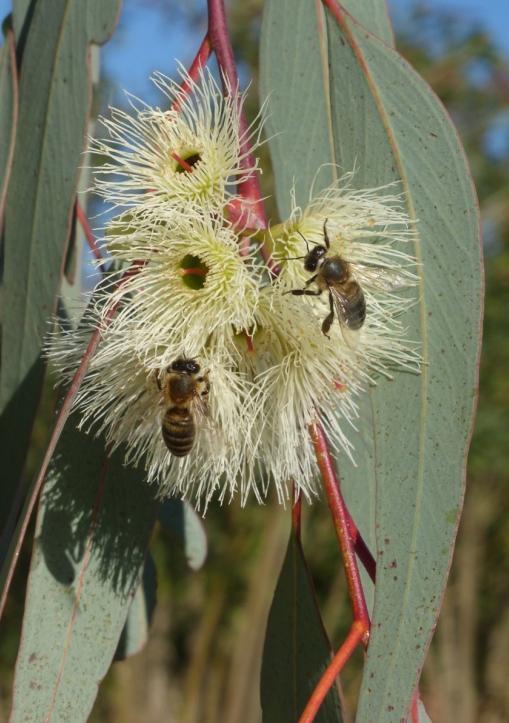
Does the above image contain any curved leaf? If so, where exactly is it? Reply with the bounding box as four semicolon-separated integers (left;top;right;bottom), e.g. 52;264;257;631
115;553;158;662
10;420;158;722
0;20;17;229
339;0;393;45
260;1;482;720
0;0;121;530
261;530;343;723
158;498;208;571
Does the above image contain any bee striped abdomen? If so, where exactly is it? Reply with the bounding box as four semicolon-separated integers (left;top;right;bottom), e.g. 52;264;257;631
162;406;196;457
342;280;366;330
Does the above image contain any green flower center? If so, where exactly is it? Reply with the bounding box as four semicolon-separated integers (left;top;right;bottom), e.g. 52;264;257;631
171;150;202;174
179;254;208;290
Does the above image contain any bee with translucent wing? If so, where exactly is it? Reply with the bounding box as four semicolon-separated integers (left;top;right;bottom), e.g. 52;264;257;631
286;220;366;343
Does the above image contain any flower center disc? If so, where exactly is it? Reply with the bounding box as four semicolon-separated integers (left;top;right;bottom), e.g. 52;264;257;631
179;254;208;290
172;150;202;174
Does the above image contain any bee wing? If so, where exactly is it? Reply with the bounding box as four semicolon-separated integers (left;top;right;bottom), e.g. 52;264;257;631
361;266;409;292
330;287;361;350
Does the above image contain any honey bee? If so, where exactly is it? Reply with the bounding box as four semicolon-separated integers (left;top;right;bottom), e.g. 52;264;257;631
157;358;210;457
287;220;366;340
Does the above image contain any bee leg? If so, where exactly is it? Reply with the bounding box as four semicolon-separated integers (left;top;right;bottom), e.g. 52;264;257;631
290;288;322;296
285;273;321;296
321;291;335;338
323;219;330;250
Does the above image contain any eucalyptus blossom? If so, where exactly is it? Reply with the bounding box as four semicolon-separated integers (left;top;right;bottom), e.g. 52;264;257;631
90;65;262;220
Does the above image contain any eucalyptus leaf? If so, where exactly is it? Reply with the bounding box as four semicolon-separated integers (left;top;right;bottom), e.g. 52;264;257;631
10;420;158;721
0;21;17;227
115;553;158;661
158;498;208;571
0;0;121;533
260;2;482;721
339;0;394;45
260;531;343;723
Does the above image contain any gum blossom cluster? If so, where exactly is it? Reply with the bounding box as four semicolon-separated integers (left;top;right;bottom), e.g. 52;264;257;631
50;68;419;509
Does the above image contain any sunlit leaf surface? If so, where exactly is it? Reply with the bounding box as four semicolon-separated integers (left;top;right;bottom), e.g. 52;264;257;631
11;422;157;722
260;1;482;720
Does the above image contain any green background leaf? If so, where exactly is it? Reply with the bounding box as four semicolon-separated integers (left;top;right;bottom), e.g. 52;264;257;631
260;1;482;720
10;420;158;722
260;531;343;722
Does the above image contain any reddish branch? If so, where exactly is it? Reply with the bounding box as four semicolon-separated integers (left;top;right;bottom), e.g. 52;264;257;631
299;622;365;723
75;201;102;262
207;0;280;278
173;34;212;110
310;422;370;634
300;421;372;720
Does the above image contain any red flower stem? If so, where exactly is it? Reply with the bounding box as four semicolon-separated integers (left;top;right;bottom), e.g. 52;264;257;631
75;201;102;262
347;512;376;584
207;0;270;234
411;689;419;722
171;34;212;113
309;421;370;638
183;34;212;87
298;622;364;723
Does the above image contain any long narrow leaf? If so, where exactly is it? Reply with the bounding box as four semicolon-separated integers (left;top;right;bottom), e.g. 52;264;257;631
261;530;343;722
0;0;121;533
260;2;482;720
0;21;18;228
10;421;158;721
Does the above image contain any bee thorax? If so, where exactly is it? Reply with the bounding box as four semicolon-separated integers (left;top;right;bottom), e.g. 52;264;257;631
321;257;348;283
168;374;196;403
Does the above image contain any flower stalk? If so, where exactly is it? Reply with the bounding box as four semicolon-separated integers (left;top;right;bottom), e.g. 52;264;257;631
207;0;268;233
310;421;371;636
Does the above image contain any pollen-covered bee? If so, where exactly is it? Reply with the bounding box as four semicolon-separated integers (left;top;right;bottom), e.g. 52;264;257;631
157;358;210;457
288;220;366;340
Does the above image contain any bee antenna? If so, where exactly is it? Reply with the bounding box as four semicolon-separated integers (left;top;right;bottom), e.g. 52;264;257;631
296;229;311;253
323;218;331;250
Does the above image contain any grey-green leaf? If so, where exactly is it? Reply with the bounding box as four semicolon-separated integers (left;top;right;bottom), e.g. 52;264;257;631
260;2;482;721
0;0;120;531
338;0;394;45
260;531;343;723
260;0;334;218
158;498;208;571
10;420;158;722
0;22;17;226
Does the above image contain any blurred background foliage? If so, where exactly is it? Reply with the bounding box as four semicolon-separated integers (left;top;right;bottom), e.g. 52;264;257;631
0;1;507;721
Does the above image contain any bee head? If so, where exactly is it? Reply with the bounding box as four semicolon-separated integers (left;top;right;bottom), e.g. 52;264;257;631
304;245;327;273
169;358;201;375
